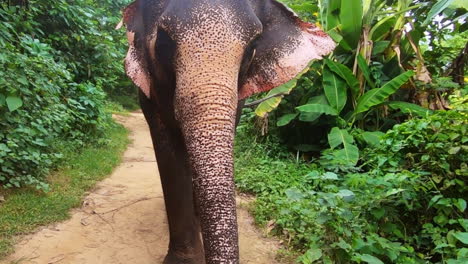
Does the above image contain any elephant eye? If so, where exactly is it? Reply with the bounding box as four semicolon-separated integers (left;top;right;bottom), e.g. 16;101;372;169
156;28;175;49
244;37;259;66
249;49;257;65
155;28;176;68
247;48;257;74
238;46;257;89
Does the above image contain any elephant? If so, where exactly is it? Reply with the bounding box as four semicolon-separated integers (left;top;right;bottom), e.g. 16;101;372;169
120;0;335;263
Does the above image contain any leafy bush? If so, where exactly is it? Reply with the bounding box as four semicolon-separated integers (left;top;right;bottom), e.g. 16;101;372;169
251;0;466;155
240;2;467;260
0;1;130;190
235;105;467;263
368;107;467;194
363;105;468;263
0;37;109;190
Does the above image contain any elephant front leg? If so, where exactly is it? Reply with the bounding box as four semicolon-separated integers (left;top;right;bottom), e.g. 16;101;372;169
157;148;206;264
140;94;205;264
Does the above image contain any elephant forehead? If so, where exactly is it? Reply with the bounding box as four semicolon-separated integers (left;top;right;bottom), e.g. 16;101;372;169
170;6;249;86
159;2;262;44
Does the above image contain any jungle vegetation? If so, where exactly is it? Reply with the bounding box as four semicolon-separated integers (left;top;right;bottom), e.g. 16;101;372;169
0;0;133;190
236;0;468;263
0;0;132;256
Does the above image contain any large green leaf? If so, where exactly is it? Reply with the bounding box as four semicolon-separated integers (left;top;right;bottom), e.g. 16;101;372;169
333;145;359;165
255;64;311;117
359;254;385;264
296;103;339;116
328;127;354;149
277;113;298;127
323;68;347;113
372;41;390;55
328;127;359;165
301;248;322;262
453;232;468;244
325;59;360;98
6;96;23;112
299;95;328;122
369;4;421;41
451;0;468;9
361;131;385;147
423;0;455;26
357;55;375;88
254;81;293;118
322;0;342;31
387;101;433;116
370;17;397;41
327;28;344;43
354;71;414;114
340;0;363;48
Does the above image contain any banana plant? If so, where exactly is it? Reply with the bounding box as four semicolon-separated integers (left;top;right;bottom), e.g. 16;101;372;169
292;60;417;124
322;127;360;166
250;0;451;157
256;0;426;120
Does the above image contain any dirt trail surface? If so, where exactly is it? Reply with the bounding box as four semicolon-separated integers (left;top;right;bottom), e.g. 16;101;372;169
2;113;280;264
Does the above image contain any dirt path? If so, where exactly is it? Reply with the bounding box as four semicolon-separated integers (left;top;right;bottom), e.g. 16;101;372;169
2;113;280;264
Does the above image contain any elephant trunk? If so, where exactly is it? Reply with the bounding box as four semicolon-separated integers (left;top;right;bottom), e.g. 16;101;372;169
175;73;240;263
171;19;248;261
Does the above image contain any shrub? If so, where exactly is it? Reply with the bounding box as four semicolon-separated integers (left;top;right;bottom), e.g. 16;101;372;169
0;39;110;189
0;1;129;190
235;105;468;263
364;105;468;263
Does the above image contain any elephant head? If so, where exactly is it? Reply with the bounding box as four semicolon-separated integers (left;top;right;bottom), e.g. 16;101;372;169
121;0;334;262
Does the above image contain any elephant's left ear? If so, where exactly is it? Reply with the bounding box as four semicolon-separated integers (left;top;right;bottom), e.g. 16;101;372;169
239;0;336;99
121;1;152;98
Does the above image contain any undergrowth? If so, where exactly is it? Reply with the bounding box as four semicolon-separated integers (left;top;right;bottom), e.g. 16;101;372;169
0;1;133;190
234;106;467;264
0;120;129;258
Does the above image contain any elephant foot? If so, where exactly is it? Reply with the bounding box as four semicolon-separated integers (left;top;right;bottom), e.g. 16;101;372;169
163;251;206;264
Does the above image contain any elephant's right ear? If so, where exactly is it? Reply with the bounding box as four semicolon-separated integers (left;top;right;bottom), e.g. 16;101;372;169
121;1;152;98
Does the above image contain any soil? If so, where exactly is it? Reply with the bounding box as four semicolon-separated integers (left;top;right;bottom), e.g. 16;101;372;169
1;113;281;264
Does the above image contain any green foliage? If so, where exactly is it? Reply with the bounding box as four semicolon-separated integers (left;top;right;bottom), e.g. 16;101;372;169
386;101;433;116
423;0;457;26
0;0;131;190
323;68;348;113
255;63;312;118
322;127;359;167
354;70;414;115
0;122;129;257
363;108;468;263
339;0;363;49
256;0;466;156
296;103;339;116
368;109;467;186
325;59;360;98
236;106;467;263
241;2;467;262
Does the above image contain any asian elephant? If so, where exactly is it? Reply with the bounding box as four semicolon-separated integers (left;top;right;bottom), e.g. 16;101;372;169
120;0;334;263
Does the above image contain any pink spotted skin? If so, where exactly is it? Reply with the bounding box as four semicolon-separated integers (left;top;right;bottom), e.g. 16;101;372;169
122;0;335;263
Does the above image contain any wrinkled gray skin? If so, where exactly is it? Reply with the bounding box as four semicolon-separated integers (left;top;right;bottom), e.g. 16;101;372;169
122;0;334;263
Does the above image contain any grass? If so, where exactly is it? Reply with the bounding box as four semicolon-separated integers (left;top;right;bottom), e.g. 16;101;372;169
107;94;140;112
234;125;312;263
0;120;129;259
234;124;313;199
